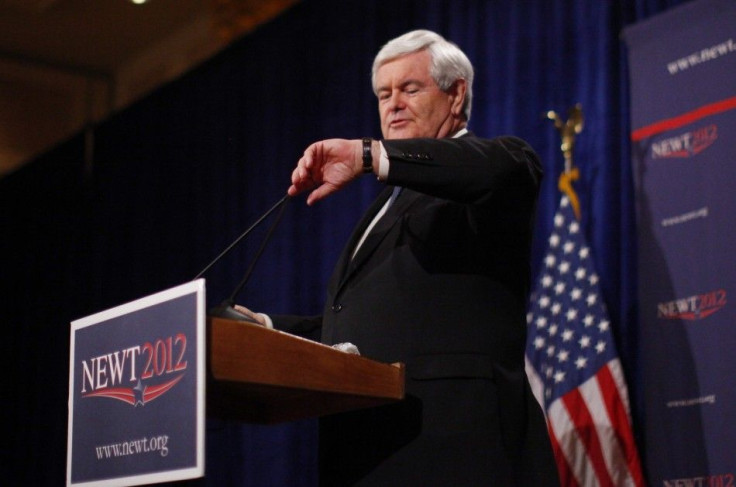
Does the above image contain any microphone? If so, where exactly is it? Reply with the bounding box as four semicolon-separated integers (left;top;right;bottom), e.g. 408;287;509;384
194;194;291;322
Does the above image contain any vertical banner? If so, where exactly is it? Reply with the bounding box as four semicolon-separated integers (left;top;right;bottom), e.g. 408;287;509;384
67;280;206;486
623;0;736;484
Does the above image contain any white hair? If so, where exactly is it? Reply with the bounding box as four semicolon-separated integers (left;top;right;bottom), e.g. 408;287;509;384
371;30;474;121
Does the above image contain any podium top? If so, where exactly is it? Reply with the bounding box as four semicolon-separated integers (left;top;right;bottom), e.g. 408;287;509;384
207;317;405;424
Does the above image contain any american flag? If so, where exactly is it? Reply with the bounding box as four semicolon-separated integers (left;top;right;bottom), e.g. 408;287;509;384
525;195;645;486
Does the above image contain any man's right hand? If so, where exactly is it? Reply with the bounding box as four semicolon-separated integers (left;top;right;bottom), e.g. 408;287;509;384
288;138;375;205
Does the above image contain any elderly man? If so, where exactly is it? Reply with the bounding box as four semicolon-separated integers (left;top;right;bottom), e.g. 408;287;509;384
239;30;559;486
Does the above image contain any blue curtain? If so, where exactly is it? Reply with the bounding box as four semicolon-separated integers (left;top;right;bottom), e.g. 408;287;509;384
0;0;691;484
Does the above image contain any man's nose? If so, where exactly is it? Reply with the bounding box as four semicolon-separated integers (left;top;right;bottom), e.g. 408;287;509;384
388;91;405;111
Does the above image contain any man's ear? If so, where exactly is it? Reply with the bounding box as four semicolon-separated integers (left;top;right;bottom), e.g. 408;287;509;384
449;79;467;118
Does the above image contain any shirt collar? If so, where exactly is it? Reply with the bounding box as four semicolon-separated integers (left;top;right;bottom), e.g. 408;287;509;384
451;128;469;138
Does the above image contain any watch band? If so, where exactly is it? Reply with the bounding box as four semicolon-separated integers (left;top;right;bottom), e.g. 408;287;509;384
362;138;373;173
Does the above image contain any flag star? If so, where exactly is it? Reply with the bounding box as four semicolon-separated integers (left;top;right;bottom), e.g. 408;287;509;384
563;241;575;254
583;314;595;327
562;329;574;342
545;366;554;378
554;282;566;295
554;370;566;383
598;320;610;333
546;345;556;357
554;214;564;227
561;196;570;207
566;308;578;321
539;296;550;308
589;273;599;285
558;261;571;274
579;246;590;259
526;312;533;324
570;288;582;301
542;274;554;288
579;335;591;348
533;336;545;349
548;324;558;336
575;268;587;280
596;341;607;353
551;302;562;315
569;221;579;234
575;356;588;369
557;349;569;362
586;293;598;306
535;316;547;329
549;234;560;247
545;255;557;268
545;388;552;399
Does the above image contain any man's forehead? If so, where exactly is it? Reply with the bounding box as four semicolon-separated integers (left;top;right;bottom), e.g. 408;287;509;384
375;51;433;87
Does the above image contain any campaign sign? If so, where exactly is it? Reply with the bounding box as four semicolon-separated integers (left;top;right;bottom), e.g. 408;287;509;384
67;279;206;486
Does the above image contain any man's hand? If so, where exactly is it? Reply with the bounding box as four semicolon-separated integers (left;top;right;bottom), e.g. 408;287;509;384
288;139;366;205
232;304;268;327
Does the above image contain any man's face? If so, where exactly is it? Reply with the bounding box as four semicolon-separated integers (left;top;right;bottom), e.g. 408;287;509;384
375;49;465;140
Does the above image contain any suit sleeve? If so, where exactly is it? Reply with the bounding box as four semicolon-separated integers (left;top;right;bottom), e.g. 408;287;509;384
382;135;542;205
270;314;323;341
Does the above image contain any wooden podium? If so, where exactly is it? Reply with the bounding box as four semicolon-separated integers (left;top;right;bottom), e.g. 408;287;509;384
207;317;405;424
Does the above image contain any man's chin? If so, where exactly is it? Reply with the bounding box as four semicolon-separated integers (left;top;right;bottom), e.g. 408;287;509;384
386;127;418;140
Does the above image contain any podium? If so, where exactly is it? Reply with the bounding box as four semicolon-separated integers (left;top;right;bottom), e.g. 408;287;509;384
207;317;406;424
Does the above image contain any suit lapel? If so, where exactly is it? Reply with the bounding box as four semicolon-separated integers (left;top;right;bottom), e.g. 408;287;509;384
338;187;416;290
331;188;393;285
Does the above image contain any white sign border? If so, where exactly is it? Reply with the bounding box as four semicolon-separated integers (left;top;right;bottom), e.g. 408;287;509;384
66;279;206;487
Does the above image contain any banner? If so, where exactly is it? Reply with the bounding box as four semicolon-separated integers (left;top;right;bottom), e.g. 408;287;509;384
67;280;206;486
623;0;736;484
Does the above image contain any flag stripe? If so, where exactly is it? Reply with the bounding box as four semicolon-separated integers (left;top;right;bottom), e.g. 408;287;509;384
548;399;597;486
562;388;616;486
580;368;636;486
606;358;632;417
597;363;645;486
547;417;580;487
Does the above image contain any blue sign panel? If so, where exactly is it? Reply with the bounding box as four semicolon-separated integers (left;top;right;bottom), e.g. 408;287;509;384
67;280;206;486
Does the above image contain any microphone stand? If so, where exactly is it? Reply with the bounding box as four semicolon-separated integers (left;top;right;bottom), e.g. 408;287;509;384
194;194;291;321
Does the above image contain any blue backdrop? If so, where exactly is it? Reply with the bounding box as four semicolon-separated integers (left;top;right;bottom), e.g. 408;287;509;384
0;0;692;484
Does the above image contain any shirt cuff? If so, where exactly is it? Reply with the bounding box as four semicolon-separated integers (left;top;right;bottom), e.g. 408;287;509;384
258;313;274;329
377;142;389;180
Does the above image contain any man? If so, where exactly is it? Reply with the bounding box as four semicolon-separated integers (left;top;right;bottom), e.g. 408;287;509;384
238;30;559;486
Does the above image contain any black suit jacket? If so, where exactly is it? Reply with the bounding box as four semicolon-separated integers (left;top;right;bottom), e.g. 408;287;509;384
276;134;559;486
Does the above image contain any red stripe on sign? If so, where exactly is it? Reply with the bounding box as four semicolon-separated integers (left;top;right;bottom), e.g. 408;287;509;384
562;388;616;486
597;365;646;487
631;96;736;141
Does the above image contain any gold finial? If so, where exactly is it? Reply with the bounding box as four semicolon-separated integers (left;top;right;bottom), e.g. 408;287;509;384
547;104;584;220
547;103;583;174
